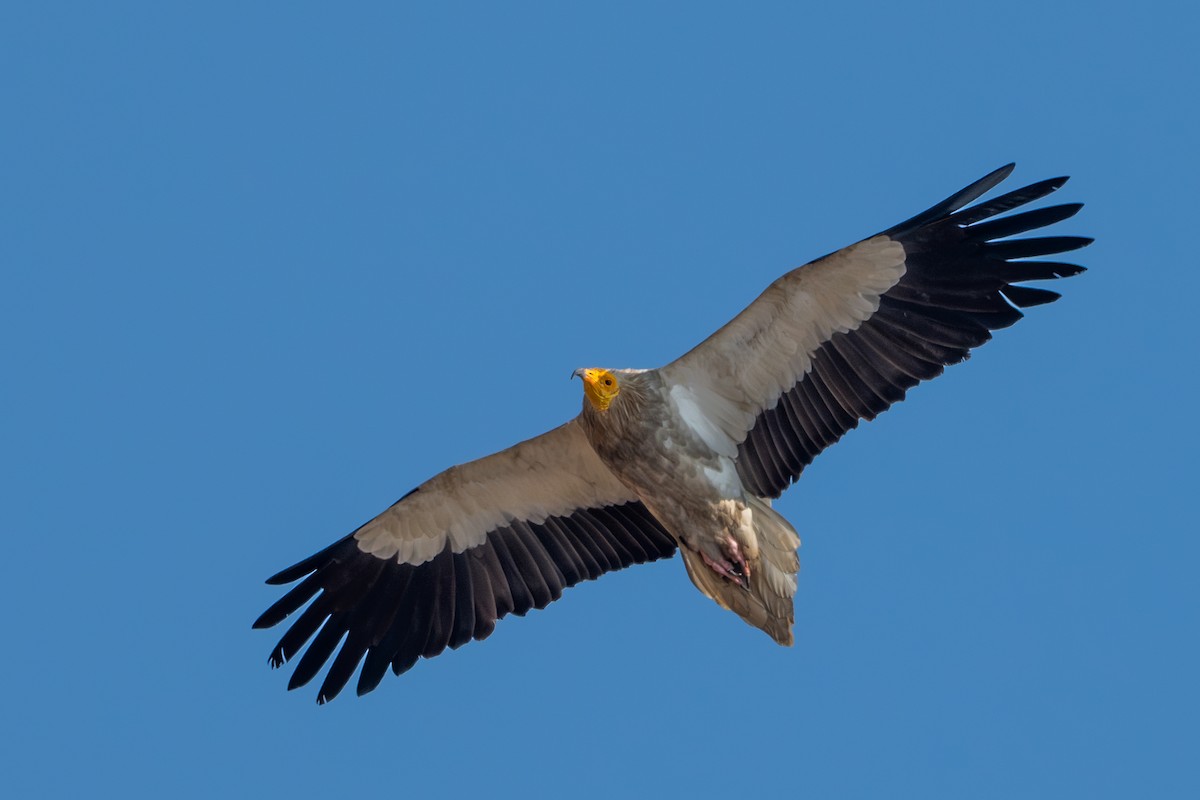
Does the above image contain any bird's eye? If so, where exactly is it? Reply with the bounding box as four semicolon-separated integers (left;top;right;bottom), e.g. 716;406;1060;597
603;377;613;387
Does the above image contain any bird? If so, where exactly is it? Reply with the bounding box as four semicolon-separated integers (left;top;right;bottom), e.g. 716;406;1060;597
254;164;1089;703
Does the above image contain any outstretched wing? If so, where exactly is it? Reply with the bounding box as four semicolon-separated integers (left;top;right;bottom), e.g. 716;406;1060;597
660;164;1089;498
254;419;676;703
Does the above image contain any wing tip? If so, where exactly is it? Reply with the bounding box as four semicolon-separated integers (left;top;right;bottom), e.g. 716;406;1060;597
881;162;1021;239
991;161;1017;181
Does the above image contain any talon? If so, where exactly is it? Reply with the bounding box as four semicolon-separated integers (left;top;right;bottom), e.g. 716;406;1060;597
701;549;750;590
725;540;750;582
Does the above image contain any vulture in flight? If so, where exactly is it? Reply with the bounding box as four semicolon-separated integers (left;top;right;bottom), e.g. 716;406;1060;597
255;164;1089;702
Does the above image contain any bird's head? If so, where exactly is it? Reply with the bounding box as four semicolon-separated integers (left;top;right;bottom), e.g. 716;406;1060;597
572;367;620;412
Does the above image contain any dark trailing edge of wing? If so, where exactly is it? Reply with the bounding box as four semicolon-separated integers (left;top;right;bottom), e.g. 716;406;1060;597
254;501;677;703
736;167;1091;498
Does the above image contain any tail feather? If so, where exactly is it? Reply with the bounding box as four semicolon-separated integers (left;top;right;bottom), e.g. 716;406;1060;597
679;496;800;644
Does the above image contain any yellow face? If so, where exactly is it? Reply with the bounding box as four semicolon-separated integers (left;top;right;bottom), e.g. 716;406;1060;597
577;368;620;411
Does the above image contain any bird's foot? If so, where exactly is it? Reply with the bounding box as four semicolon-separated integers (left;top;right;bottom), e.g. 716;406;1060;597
701;540;750;589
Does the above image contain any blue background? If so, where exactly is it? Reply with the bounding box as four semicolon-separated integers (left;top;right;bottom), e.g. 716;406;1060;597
3;3;1196;797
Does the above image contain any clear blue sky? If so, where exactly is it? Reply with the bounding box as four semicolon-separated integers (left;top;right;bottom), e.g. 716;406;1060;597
3;3;1196;798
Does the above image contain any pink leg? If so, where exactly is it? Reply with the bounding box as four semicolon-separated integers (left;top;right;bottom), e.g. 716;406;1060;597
701;540;751;588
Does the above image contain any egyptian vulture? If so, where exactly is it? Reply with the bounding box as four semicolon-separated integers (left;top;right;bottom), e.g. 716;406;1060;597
255;164;1088;702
